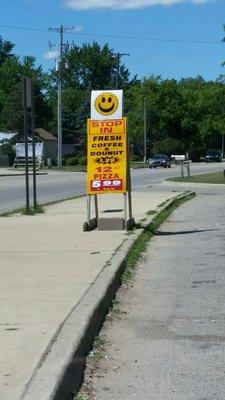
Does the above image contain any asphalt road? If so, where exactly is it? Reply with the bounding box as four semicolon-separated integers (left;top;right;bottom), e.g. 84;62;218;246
80;187;225;399
0;162;224;213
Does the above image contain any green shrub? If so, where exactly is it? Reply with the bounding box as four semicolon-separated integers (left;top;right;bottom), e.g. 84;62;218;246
66;157;79;166
130;154;142;162
79;156;87;165
1;142;15;166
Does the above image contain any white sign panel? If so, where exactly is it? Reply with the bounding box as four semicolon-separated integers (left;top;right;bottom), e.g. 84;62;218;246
16;143;43;159
91;90;123;120
171;154;186;161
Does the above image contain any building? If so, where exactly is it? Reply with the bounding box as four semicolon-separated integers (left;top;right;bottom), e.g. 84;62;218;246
35;129;57;164
0;129;58;167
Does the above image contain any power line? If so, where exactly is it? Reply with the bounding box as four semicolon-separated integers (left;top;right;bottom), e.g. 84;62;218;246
70;31;223;45
0;24;48;32
0;24;223;45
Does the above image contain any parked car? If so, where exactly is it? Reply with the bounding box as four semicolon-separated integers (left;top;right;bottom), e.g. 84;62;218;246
205;150;221;163
147;154;171;168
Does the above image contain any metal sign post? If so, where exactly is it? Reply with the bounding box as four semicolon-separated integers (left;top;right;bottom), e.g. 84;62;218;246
31;80;37;209
22;76;37;211
22;77;30;213
181;160;191;178
126;144;134;230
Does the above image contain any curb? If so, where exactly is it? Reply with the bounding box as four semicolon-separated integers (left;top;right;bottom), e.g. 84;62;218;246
163;180;225;188
20;191;194;400
0;172;48;177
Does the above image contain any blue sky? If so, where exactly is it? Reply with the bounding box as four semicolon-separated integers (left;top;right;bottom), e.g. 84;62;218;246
0;0;225;81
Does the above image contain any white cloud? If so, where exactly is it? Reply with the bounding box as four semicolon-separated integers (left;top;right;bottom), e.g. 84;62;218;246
73;25;82;32
63;0;212;10
43;50;59;60
149;52;167;59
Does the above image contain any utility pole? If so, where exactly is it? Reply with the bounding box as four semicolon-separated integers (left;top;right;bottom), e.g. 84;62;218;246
48;25;74;167
222;134;224;158
115;52;130;90
143;98;147;164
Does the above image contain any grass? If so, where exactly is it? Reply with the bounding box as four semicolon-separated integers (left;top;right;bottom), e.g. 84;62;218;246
93;336;105;349
158;199;170;207
89;335;107;363
167;171;225;184
74;395;86;400
146;210;156;215
43;165;87;173
0;209;20;217
20;203;45;215
0;204;45;217
122;192;195;283
130;161;148;169
41;162;148;173
74;334;107;399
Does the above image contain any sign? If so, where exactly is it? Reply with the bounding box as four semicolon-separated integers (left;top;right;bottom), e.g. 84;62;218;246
16;142;43;158
91;90;123;120
87;118;127;194
171;154;186;161
22;76;33;108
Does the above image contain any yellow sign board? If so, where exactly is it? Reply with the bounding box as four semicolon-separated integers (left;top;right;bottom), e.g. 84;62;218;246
87;118;127;194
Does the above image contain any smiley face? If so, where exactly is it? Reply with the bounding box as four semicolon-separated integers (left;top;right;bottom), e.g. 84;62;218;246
94;92;119;116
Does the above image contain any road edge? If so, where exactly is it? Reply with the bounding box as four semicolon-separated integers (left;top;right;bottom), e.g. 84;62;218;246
20;191;195;400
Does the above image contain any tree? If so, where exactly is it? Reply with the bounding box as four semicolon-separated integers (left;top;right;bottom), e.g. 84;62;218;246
124;74;225;159
47;42;132;151
63;42;130;91
0;42;51;132
0;37;14;67
152;137;185;155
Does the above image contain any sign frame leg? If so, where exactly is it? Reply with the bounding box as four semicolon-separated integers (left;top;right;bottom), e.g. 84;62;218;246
83;194;98;231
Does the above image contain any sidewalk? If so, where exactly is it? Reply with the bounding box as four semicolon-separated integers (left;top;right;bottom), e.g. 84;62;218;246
0;190;184;400
0;167;47;177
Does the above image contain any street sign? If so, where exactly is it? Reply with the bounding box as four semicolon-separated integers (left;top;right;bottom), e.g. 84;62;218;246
22;77;32;108
91;90;123;120
22;76;37;212
87;118;127;194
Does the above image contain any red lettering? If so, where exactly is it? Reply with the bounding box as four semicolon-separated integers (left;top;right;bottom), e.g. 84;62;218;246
103;166;112;172
91;121;99;127
115;120;122;126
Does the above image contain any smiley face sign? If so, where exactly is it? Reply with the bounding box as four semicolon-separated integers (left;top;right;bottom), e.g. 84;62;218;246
94;92;119;116
91;90;123;120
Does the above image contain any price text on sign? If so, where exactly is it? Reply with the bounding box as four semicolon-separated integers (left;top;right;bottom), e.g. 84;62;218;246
87;118;127;194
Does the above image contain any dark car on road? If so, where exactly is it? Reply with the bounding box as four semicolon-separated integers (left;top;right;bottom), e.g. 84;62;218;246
205;151;221;163
148;154;171;168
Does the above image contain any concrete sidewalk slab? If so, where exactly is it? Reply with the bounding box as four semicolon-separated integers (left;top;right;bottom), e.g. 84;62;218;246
0;190;184;400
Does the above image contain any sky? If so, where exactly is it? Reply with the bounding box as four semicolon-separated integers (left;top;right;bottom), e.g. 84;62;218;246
0;0;225;82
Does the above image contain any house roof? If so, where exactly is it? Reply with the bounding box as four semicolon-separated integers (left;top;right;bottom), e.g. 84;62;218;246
35;128;57;141
0;132;17;141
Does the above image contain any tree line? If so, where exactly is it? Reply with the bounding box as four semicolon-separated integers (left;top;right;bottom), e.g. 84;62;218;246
0;35;224;162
